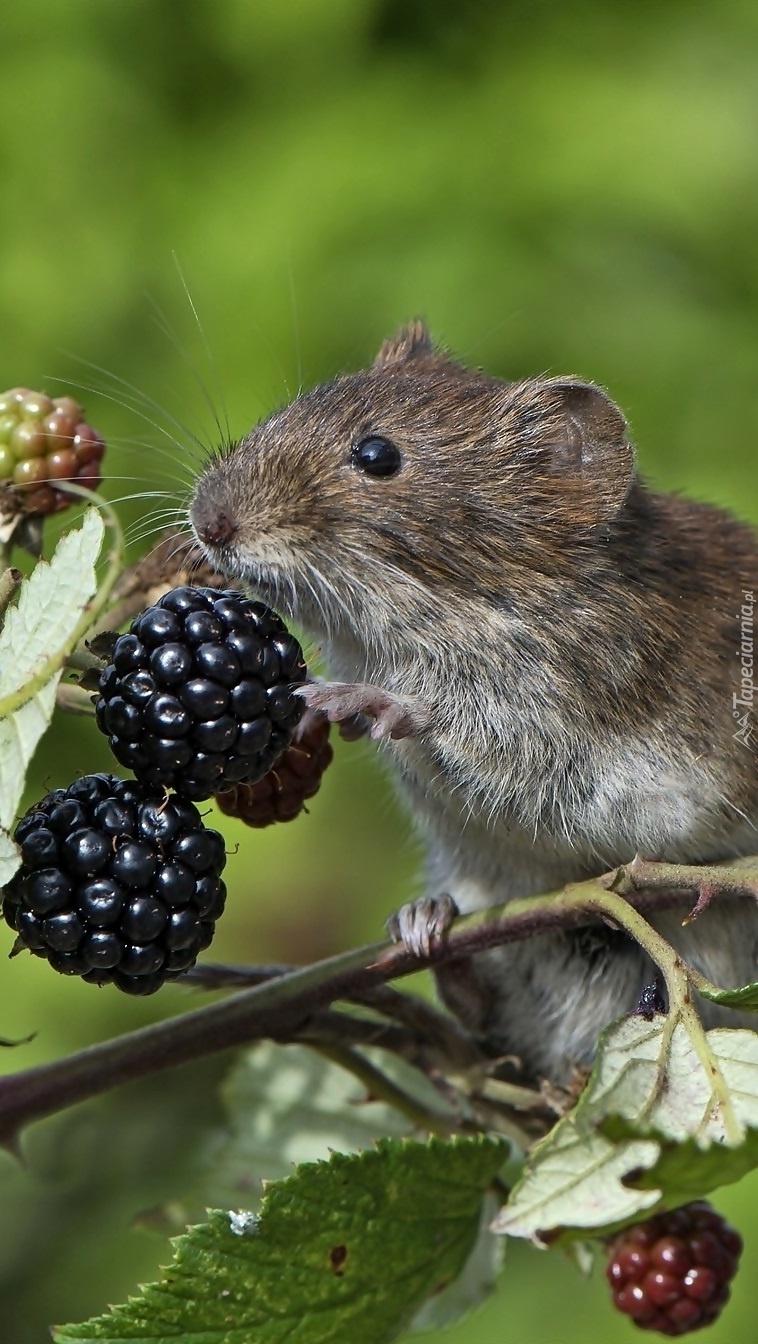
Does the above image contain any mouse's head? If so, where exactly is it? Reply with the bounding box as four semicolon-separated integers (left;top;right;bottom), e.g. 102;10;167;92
190;323;636;647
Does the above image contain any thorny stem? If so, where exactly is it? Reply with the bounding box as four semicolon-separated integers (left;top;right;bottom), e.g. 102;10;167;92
609;855;758;902
185;961;485;1069
1;860;756;1150
581;884;745;1144
0;491;124;721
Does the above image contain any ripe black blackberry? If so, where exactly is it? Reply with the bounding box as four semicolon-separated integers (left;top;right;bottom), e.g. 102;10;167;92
2;775;227;995
215;713;333;827
95;587;307;801
606;1200;743;1335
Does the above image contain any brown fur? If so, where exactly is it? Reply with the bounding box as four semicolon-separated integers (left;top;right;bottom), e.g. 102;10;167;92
191;325;758;1081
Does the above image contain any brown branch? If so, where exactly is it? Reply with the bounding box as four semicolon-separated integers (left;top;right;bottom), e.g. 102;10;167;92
1;859;755;1150
185;962;484;1068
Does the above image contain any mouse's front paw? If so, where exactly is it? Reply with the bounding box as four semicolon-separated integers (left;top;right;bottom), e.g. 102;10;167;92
297;681;428;740
387;893;459;959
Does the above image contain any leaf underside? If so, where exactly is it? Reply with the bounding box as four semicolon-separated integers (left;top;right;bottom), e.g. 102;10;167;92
494;1016;758;1244
0;509;104;883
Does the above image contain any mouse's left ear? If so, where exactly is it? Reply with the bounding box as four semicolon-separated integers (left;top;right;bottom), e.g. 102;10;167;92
540;378;636;523
373;321;434;369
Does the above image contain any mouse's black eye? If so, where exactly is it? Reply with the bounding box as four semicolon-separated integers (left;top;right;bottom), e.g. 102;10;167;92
352;435;402;478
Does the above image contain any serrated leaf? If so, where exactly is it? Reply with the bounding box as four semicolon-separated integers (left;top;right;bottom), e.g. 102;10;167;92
493;1109;661;1243
183;1048;497;1337
580;1017;758;1139
205;1042;448;1207
493;1017;758;1244
0;677;60;831
699;980;758;1011
0;508;104;830
54;1135;506;1344
605;1125;758;1206
408;1193;505;1334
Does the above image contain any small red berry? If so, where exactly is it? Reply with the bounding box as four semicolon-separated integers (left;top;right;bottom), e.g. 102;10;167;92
606;1201;742;1335
215;711;332;827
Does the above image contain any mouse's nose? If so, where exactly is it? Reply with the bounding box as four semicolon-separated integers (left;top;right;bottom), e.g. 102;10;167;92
191;499;239;548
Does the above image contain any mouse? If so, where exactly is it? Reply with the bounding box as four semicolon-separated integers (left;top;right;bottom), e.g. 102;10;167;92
189;321;758;1083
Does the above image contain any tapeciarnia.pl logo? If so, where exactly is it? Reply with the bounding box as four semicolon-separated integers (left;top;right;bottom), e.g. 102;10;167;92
733;589;755;748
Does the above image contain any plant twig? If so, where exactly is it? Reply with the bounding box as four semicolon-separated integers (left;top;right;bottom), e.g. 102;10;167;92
185;962;484;1069
607;856;758;904
55;683;98;716
2;860;757;1149
311;1043;461;1137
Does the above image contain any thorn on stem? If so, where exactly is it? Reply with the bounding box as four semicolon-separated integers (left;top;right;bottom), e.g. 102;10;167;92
683;882;718;925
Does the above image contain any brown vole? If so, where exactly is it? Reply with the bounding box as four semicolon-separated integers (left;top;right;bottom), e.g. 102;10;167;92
190;323;758;1082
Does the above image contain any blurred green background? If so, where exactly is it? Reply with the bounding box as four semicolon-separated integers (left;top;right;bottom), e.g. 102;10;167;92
1;1;758;1340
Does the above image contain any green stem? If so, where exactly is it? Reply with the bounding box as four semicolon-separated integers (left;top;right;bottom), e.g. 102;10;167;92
0;489;123;721
55;683;98;716
579;884;744;1144
609;856;758;901
312;1043;460;1137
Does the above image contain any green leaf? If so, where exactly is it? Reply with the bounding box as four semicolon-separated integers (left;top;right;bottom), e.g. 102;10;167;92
0;508;104;833
699;980;758;1011
492;1109;661;1244
407;1193;505;1334
54;1135;506;1344
179;1047;500;1336
580;1017;758;1139
208;1042;425;1204
493;1016;758;1245
606;1126;758;1206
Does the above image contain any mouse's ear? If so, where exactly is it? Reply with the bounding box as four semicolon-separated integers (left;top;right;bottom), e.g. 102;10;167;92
373;321;434;368
538;378;636;523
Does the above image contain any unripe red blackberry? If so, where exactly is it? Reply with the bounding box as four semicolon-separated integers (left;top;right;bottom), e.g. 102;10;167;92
216;713;333;827
0;388;105;515
95;587;307;801
2;775;227;994
606;1201;743;1335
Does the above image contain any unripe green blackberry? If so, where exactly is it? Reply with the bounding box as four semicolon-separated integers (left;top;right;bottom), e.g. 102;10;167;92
606;1201;743;1335
96;587;307;801
2;775;226;994
216;714;332;827
0;388;105;515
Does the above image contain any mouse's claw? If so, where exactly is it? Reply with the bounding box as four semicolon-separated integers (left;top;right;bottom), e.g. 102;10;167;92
387;892;459;959
297;680;428;740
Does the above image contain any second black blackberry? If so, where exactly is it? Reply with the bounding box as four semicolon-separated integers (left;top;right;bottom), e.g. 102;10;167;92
3;774;227;995
95;587;307;801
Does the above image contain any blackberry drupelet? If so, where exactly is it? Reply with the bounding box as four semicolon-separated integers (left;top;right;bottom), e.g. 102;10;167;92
216;713;333;827
95;587;307;801
0;388;105;515
606;1200;743;1335
2;774;227;994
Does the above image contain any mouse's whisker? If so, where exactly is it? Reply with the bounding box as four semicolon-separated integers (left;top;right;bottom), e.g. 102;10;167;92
145;277;233;457
99;434;200;485
54;360;209;466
